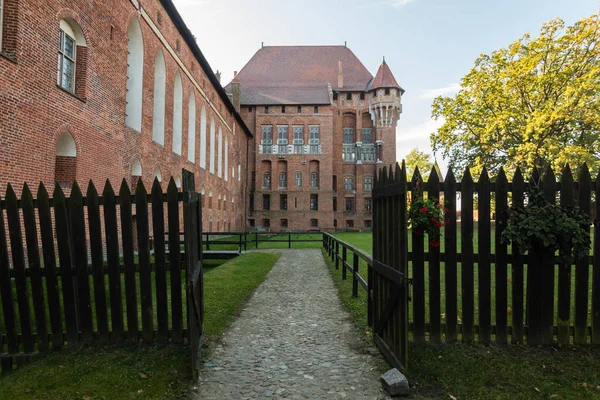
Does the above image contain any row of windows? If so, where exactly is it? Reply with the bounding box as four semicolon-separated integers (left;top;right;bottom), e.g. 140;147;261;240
248;219;372;229
262;172;319;189
9;13;238;181
258;106;320;114
261;125;321;155
331;88;399;101
340;176;373;191
343;128;372;144
260;194;320;211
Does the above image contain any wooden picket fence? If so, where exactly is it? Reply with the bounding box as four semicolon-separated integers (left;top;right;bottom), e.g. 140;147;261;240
0;177;194;372
325;163;600;348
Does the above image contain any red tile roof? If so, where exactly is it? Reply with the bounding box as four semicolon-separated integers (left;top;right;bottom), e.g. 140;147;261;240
226;46;375;105
370;58;404;92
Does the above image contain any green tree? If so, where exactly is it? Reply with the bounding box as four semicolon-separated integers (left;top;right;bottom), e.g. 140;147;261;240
431;14;600;176
405;148;434;179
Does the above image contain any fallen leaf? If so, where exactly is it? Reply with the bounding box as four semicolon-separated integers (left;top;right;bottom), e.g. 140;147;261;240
449;395;457;400
139;372;148;379
137;389;143;395
535;387;541;393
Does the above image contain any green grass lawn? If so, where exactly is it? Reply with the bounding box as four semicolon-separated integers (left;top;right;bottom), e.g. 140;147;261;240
326;232;600;399
0;252;280;399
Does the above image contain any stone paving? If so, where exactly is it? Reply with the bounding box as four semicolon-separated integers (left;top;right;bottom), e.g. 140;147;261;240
195;249;390;400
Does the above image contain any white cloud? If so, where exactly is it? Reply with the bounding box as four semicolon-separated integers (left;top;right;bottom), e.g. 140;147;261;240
396;118;449;175
419;83;461;99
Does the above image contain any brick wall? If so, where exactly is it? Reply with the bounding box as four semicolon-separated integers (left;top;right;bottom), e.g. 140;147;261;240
0;0;250;232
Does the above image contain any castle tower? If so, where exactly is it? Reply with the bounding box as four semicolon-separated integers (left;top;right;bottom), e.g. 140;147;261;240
368;57;404;164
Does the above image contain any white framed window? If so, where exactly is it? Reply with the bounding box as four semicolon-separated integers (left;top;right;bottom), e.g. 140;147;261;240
125;18;144;131
263;172;270;188
309;125;320;154
293;126;304;154
172;73;183;155
277;125;288;154
224;137;229;181
58;25;77;93
261;125;273;154
295;172;302;187
187;92;196;163
218;127;223;178
199;105;207;168
364;177;373;191
209;117;215;174
362;128;372;144
152;50;166;144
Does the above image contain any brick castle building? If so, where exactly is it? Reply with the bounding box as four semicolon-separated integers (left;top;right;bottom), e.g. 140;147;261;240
0;0;252;232
226;46;403;231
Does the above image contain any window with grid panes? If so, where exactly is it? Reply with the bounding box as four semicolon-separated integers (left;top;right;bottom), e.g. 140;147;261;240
58;28;76;93
309;126;320;154
362;128;372;144
281;219;288;228
277;126;288;154
263;172;270;188
293;126;304;154
262;194;270;211
344;177;354;190
310;194;318;210
261;125;272;154
279;172;286;188
345;198;354;212
311;172;318;188
365;198;372;211
343;128;354;144
295;172;302;187
364;177;373;191
311;219;318;227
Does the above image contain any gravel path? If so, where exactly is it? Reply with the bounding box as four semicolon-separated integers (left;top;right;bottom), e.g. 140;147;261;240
195;249;389;400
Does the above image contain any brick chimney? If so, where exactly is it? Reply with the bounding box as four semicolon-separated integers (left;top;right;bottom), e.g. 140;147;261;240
215;70;221;83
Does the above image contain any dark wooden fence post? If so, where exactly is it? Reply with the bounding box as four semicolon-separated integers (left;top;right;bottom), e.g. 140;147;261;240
288;232;292;249
411;167;426;343
461;168;475;342
478;168;491;344
444;168;458;342
342;246;347;280
119;179;138;342
593;170;600;345
335;242;339;269
352;253;359;298
511;168;525;344
428;166;442;344
495;169;508;344
575;164;591;344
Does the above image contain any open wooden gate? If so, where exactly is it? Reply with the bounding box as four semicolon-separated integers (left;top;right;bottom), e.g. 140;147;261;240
371;162;409;370
182;169;204;380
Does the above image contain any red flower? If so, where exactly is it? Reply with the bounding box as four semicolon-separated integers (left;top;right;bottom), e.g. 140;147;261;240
420;207;429;213
431;217;437;222
436;203;442;208
436;221;443;229
429;240;440;247
444;207;449;212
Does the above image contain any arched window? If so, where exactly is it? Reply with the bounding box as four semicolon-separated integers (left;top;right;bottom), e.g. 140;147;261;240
218;127;223;178
209;117;215;174
152;50;166;145
172;72;183;155
58;19;87;98
55;132;77;186
125;18;144;131
131;158;142;188
132;158;142;176
154;167;162;182
187;92;196;163
224;137;229;181
199;105;207;169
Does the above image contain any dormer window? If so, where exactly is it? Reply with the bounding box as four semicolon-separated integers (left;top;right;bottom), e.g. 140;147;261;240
385;88;390;95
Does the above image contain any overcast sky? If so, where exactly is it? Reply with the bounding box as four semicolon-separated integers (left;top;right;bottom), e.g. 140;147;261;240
172;0;598;172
